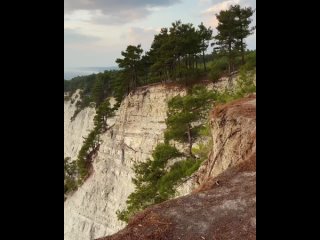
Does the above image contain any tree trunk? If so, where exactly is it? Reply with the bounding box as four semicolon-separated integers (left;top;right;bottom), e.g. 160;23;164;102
228;42;232;75
187;124;193;157
241;38;245;65
178;56;181;79
202;43;206;71
196;56;198;69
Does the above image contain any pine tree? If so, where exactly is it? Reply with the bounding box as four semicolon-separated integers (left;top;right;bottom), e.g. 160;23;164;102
231;5;255;64
165;86;215;157
214;8;238;74
116;45;143;93
94;98;114;133
198;22;213;71
91;78;105;107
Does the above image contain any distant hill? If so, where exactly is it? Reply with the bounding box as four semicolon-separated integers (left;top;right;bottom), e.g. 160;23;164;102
64;66;118;80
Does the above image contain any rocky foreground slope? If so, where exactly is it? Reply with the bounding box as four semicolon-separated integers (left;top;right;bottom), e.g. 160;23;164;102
96;95;256;240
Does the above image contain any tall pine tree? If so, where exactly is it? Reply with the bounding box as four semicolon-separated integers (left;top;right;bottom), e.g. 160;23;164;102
198;22;213;71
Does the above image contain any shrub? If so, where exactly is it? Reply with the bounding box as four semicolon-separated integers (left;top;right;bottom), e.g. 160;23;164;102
64;157;78;195
116;144;204;223
209;56;228;82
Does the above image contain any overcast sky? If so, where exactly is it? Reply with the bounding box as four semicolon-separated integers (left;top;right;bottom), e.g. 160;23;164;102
64;0;256;69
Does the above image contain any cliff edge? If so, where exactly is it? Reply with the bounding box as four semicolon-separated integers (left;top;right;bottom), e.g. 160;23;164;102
96;94;256;240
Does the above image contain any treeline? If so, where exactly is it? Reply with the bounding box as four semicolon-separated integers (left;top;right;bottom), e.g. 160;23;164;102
64;4;255;107
115;4;255;92
64;70;124;120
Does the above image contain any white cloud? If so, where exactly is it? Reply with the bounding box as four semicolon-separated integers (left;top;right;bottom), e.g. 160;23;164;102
203;0;240;15
121;27;158;50
64;0;181;24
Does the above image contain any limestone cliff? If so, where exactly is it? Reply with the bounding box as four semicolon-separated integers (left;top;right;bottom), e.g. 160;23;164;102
64;85;185;240
64;90;96;160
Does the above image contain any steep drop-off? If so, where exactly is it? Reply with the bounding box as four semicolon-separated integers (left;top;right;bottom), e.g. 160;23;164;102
64;85;185;240
64;91;96;160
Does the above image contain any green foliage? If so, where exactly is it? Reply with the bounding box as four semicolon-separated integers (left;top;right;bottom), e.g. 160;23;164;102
241;50;256;71
70;91;92;121
158;158;203;199
64;74;97;96
65;14;255;98
74;98;115;186
233;68;256;98
214;4;255;73
198;22;213;71
117;144;181;222
209;56;229;82
192;142;211;160
64;157;78;195
116;45;144;93
116;143;203;223
91;78;105;107
211;68;256;104
165;85;215;156
94;98;114;133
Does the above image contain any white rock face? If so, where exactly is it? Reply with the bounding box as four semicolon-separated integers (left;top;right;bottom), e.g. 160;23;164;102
64;91;96;160
64;85;185;240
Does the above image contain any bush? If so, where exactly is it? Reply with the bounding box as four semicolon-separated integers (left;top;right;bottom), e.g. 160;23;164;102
208;56;228;82
158;158;203;199
211;67;256;104
117;143;204;223
242;51;256;71
64;157;78;195
210;70;222;83
233;68;256;98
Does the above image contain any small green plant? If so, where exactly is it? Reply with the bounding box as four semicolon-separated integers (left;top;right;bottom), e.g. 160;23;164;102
64;157;78;195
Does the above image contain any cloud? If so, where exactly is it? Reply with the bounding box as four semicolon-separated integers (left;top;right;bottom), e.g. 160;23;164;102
203;0;240;15
64;28;101;44
120;27;158;50
64;0;181;24
201;0;255;28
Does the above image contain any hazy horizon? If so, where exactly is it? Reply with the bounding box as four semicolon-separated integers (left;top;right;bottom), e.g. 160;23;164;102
64;66;118;80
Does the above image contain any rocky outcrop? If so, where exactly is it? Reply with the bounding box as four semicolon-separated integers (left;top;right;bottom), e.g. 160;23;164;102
176;94;256;195
64;91;96;160
197;94;256;185
96;95;256;240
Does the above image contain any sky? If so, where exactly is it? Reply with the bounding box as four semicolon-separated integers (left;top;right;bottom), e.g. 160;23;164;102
64;0;256;69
